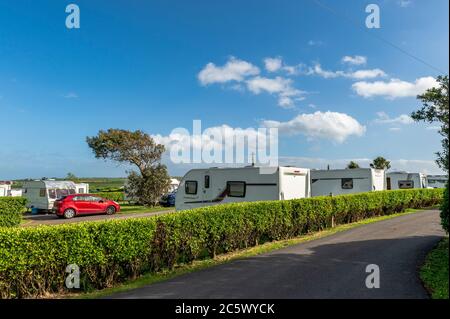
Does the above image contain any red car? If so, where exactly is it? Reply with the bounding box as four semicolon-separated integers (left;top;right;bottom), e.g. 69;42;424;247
53;194;121;219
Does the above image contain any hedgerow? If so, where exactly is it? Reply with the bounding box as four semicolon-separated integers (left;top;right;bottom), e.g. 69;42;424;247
0;197;27;228
0;189;443;298
95;192;125;202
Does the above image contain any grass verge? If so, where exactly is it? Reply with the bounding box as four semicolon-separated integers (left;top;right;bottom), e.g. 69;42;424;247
118;204;173;215
68;207;430;299
420;237;449;299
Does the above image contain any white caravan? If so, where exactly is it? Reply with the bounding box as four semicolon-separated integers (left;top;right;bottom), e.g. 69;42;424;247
426;175;448;189
175;166;311;211
0;181;12;197
169;178;180;192
386;172;428;190
311;168;386;197
75;183;89;194
23;180;77;210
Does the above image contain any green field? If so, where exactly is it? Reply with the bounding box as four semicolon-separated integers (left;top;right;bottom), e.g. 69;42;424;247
12;177;127;192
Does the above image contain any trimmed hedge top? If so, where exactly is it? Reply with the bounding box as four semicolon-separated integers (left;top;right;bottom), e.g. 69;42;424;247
0;188;443;298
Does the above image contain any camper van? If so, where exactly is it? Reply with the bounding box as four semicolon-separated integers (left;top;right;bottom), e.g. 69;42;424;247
175;166;311;211
386;172;428;190
23;180;78;211
426;175;448;189
311;168;386;197
0;181;12;197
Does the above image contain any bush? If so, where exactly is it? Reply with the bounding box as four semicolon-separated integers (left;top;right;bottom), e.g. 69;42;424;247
0;197;27;228
95;192;125;202
441;182;449;233
0;189;443;298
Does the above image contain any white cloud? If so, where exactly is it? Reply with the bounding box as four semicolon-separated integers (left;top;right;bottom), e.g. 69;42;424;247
374;112;414;125
246;76;305;108
308;40;324;46
262;111;366;143
399;0;412;8
198;57;260;85
352;76;438;99
310;64;386;80
264;57;283;72
389;127;401;131
63;92;78;99
426;126;440;131
342;55;367;65
350;69;386;80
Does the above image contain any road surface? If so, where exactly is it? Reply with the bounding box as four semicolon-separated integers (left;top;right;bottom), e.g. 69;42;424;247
109;209;445;299
21;209;174;227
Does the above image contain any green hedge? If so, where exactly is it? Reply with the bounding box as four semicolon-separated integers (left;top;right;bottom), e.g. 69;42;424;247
0;189;443;298
95;191;124;202
0;197;27;228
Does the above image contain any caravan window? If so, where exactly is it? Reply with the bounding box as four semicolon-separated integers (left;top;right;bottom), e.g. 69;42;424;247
398;180;414;189
204;175;210;189
56;189;71;199
227;181;246;197
48;189;57;199
185;181;198;195
39;188;46;197
341;178;354;189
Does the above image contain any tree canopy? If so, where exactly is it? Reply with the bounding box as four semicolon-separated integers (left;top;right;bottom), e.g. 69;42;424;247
370;157;391;170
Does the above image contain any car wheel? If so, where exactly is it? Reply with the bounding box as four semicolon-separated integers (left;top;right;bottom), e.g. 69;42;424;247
106;206;116;215
63;208;76;219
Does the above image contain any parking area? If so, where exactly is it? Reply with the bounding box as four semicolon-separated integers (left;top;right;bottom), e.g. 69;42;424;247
21;208;175;227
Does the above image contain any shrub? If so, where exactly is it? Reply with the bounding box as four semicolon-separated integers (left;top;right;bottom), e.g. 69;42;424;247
0;189;443;298
0;197;27;228
95;192;125;202
441;182;449;233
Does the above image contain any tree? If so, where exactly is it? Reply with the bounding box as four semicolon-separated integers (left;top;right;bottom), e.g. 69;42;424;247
370;156;391;170
411;75;449;173
347;161;360;169
411;75;449;233
86;129;171;206
66;172;78;181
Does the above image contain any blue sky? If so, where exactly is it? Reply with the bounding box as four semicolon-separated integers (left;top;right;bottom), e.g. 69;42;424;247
0;0;448;179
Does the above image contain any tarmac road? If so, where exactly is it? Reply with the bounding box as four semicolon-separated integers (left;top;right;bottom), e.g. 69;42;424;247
109;209;445;299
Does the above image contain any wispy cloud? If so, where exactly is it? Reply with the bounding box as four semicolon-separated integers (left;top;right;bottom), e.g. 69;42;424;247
63;92;79;99
342;55;367;66
374;112;414;125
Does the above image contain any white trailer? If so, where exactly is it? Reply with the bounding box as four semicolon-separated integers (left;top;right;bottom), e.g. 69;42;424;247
22;180;77;210
0;181;12;197
386;172;428;190
75;183;90;194
175;166;311;211
426;175;448;189
311;168;386;197
169;178;180;192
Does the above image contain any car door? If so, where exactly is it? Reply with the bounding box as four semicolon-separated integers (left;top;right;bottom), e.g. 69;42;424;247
73;195;91;213
86;195;107;213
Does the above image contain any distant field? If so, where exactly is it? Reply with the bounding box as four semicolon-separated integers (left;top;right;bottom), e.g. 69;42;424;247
12;177;127;192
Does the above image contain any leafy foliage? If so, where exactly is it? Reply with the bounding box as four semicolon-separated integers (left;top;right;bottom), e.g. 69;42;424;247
0;189;443;298
370;156;391;170
95;191;125;202
440;182;449;233
411;75;449;172
347;161;360;169
0;197;27;228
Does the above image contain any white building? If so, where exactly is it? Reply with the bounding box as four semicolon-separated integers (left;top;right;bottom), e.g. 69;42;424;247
311;168;386;197
0;181;12;197
175;166;311;211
